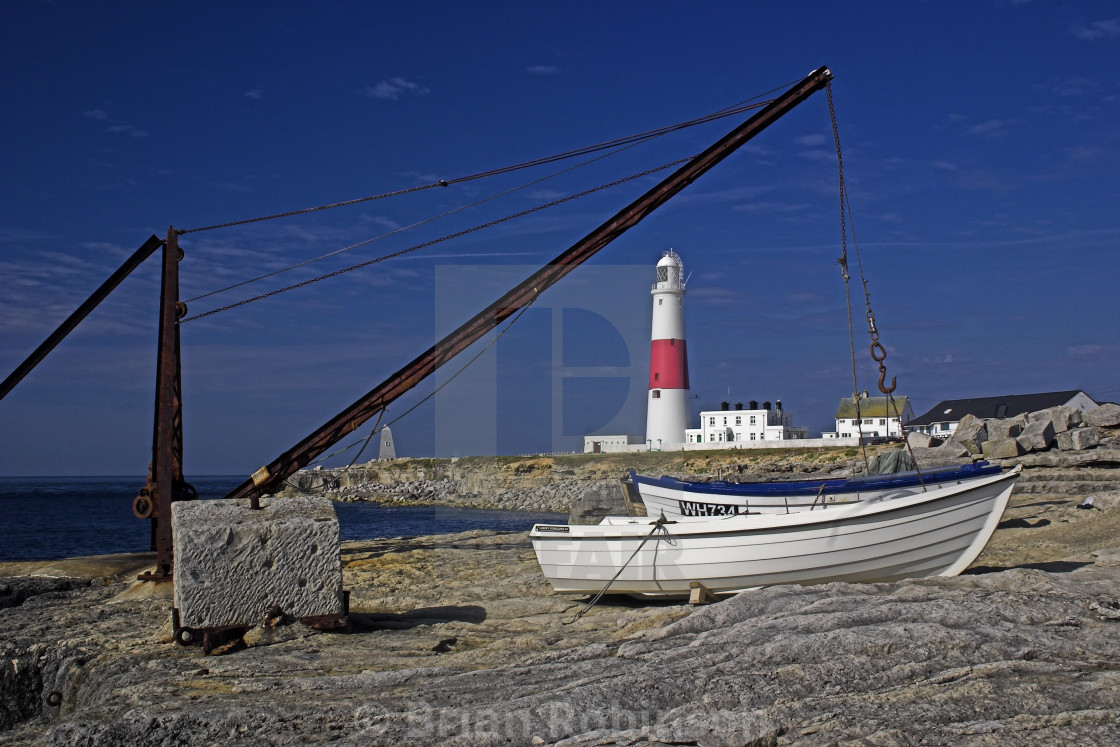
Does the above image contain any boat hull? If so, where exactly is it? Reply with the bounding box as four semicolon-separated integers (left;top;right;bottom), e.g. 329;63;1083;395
532;466;1020;596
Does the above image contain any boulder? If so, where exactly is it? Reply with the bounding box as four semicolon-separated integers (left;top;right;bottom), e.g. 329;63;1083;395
906;431;934;449
1029;405;1081;434
1084;403;1120;428
1056;426;1100;452
950;414;987;454
568;481;633;524
987;415;1027;439
1017;419;1056;453
981;437;1024;459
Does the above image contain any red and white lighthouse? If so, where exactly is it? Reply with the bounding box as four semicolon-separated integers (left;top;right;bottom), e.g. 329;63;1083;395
645;250;690;448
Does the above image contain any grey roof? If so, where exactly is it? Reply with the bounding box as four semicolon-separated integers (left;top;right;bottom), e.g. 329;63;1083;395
835;396;910;419
909;390;1093;426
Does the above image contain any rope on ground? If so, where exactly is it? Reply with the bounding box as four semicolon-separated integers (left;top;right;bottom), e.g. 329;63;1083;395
564;514;676;625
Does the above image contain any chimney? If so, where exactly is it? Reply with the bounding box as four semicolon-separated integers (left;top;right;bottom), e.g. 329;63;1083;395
734;402;743;410
720;401;729;411
763;401;771;411
749;400;758;410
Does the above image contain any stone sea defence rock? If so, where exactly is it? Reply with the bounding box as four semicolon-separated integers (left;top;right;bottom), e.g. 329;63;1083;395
982;437;1024;459
987;415;1027;440
1017;418;1056;453
950;413;987;454
1030;405;1081;433
1058;426;1100;452
1085;402;1120;428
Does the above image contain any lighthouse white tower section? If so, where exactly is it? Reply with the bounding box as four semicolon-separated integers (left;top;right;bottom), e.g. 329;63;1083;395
645;250;690;448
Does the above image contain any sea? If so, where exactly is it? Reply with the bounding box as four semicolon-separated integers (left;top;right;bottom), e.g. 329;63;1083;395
0;475;565;563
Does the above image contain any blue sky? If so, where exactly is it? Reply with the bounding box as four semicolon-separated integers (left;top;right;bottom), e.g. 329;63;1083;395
2;1;1118;476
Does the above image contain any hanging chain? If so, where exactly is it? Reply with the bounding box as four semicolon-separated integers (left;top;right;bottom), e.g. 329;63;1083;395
828;84;921;479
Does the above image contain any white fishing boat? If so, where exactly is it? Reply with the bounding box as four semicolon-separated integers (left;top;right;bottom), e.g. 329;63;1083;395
531;465;1021;597
629;462;1003;517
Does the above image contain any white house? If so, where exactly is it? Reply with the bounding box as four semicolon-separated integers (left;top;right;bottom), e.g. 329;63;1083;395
683;400;809;446
822;395;913;441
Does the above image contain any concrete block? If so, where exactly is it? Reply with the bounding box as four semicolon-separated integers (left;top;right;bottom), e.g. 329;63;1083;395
173;496;343;630
986;417;1025;440
1029;406;1080;434
981;438;1024;459
952;414;987;454
1084;403;1120;428
1017;420;1056;453
1056;426;1100;451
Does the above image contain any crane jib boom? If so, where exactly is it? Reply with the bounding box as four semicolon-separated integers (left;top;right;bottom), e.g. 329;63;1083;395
225;65;834;502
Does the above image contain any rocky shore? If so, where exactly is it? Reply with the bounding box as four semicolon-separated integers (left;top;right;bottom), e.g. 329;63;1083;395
3;438;1119;744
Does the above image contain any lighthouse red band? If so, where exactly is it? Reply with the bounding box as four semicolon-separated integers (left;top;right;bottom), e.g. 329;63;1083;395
649;338;689;389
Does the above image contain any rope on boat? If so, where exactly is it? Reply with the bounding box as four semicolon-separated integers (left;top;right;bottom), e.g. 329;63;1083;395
827;83;926;489
564;514;676;625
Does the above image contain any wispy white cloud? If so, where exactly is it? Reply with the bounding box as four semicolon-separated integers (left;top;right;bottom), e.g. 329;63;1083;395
965;119;1020;138
244;89;264;100
526;65;560;75
364;77;430;101
1067;343;1104;356
1035;76;1096;97
83;108;150;137
1071;18;1120;41
931;160;958;171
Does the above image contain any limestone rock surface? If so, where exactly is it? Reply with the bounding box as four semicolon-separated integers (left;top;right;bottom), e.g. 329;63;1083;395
4;463;1120;746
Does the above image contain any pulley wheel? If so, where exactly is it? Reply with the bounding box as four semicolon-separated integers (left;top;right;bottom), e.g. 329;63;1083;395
132;493;154;519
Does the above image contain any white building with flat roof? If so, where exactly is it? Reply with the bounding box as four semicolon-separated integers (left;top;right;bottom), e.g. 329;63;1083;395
683;400;808;447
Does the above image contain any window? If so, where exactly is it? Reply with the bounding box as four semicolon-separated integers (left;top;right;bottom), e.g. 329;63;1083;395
863;418;873;425
879;419;886;425
658;298;663;305
654;372;659;381
652;391;660;399
709;417;715;426
749;416;756;425
735;416;741;425
723;417;727;425
750;433;756;440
